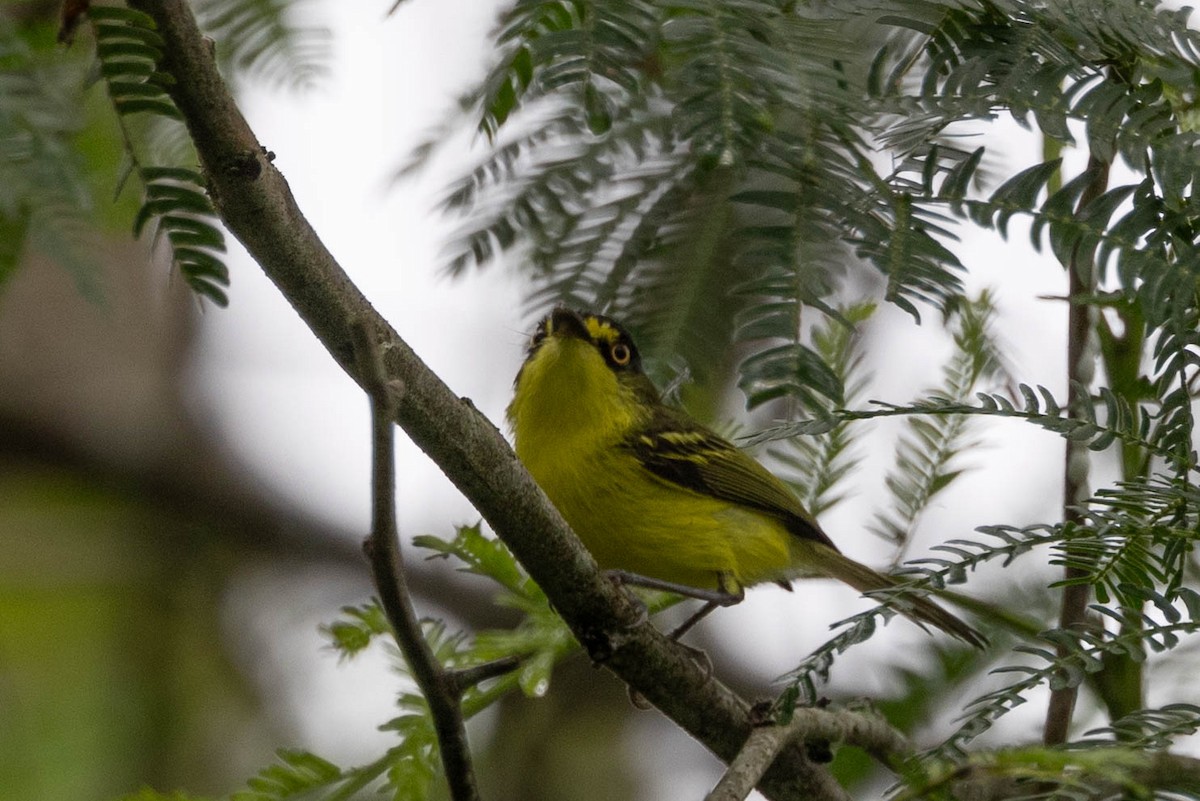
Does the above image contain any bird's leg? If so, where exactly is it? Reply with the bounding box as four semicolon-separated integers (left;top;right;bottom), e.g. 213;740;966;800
605;569;744;642
667;573;744;641
667;601;719;641
605;572;743;693
604;569;744;606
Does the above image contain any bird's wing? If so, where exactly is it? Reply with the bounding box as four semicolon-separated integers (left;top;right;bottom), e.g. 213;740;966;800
624;412;839;551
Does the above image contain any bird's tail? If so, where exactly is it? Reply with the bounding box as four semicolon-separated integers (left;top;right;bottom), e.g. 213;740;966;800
809;547;987;648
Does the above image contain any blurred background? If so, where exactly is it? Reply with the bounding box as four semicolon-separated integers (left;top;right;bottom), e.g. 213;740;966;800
0;1;1131;800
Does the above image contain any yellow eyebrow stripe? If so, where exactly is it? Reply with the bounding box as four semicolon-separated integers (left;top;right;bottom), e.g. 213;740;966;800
584;316;621;344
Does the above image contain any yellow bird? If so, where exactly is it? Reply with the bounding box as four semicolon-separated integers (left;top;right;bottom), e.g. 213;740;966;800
507;307;984;647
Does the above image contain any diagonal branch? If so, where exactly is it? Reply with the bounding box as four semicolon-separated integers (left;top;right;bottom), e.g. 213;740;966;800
121;2;845;799
707;708;907;801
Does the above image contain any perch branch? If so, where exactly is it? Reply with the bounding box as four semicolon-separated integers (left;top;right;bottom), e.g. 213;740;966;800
706;708;909;801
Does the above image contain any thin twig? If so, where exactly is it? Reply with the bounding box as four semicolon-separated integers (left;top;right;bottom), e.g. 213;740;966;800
352;322;479;801
706;708;910;801
1043;154;1110;746
449;657;522;695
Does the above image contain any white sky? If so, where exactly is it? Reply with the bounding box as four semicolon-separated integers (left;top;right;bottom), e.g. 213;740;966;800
196;0;519;541
186;1;1179;796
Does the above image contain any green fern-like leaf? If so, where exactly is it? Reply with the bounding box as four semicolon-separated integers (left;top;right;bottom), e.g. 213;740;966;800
779;521;1058;703
88;7;233;306
764;302;874;517
412;524;579;699
414;522;538;602
89;6;179;119
385;741;438;801
903;745;1156;800
431;1;980;405
233;750;344;801
1085;703;1200;750
934;592;1200;757
137;167;230;306
0;17;100;296
746;378;1173;479
194;0;331;90
478;0;658;140
322;602;391;659
1054;474;1200;606
871;291;1008;555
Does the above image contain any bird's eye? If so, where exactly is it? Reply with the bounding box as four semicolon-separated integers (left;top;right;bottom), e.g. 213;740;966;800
610;342;632;366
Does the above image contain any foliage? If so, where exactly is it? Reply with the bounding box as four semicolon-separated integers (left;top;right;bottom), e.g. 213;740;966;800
274;523;685;801
87;6;231;305
193;0;331;89
418;0;1200;794
413;525;578;699
767;302;874;518
0;14;99;295
898;745;1160;801
0;0;329;303
232;751;345;801
298;524;583;800
1085;703;1200;750
746;381;1163;465
935;590;1200;758
869;291;1009;559
424;0;1200;448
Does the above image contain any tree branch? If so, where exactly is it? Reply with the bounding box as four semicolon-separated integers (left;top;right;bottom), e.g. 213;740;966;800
706;708;909;801
1044;154;1110;746
123;2;845;798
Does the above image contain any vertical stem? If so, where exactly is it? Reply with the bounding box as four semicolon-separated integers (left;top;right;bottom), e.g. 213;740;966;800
1043;155;1109;746
354;326;481;801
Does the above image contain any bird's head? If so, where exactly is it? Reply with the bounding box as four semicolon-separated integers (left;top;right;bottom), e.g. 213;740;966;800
507;307;658;443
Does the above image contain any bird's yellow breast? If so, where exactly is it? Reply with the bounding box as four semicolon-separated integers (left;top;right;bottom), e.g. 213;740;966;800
508;334;795;591
525;442;795;591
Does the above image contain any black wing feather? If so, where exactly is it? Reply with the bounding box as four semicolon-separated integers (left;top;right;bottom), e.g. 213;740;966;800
624;410;839;552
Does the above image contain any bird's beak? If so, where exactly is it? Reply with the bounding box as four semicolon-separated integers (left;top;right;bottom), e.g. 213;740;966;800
548;307;591;342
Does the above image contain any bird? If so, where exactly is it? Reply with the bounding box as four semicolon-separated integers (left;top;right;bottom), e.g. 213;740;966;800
506;306;985;647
